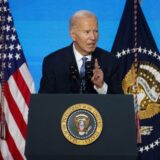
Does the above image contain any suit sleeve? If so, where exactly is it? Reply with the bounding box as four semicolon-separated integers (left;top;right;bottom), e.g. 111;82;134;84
38;57;56;93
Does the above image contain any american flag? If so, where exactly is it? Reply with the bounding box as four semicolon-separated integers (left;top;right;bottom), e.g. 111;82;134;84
0;0;35;159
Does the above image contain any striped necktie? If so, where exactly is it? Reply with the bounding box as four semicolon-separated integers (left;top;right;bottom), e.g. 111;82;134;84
80;57;87;78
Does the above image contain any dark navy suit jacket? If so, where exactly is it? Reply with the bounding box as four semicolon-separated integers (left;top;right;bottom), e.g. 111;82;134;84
39;44;122;94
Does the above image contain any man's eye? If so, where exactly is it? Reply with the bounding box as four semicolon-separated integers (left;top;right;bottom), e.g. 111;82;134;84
84;31;90;34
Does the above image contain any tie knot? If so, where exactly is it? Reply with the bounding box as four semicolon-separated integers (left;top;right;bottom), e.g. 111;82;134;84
82;56;87;63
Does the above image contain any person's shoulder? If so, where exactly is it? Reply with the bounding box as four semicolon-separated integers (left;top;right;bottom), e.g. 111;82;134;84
95;47;107;54
44;45;71;60
95;47;117;59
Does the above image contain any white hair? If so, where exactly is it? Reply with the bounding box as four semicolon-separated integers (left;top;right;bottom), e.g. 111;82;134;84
69;10;98;30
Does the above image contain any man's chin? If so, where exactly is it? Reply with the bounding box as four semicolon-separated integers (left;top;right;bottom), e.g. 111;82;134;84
87;47;96;53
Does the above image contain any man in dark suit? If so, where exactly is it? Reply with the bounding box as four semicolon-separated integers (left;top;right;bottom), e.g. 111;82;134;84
39;10;122;94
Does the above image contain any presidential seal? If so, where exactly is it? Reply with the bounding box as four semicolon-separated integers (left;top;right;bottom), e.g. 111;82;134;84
61;103;103;145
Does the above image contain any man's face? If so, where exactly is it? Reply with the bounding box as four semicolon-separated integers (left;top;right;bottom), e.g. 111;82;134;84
71;16;99;56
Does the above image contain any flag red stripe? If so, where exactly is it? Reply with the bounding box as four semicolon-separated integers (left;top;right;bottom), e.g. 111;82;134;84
4;83;27;139
0;103;2;114
6;125;23;160
0;152;4;160
13;70;31;106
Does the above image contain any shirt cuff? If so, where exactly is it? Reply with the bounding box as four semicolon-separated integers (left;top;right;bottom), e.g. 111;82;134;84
94;82;108;94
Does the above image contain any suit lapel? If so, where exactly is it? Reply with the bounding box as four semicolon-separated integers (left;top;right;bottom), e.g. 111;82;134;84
66;44;81;93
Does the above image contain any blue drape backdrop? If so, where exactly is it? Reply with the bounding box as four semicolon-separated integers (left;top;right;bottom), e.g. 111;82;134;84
9;0;160;91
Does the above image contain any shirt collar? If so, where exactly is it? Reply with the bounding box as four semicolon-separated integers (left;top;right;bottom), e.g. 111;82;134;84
73;43;91;62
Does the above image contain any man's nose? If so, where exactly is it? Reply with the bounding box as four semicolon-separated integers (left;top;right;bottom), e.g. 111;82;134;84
89;31;97;40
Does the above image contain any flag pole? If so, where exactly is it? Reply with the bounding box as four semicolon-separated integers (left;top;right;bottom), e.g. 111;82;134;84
0;0;6;140
133;0;141;144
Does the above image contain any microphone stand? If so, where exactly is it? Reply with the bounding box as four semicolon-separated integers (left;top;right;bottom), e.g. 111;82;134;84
70;61;93;94
80;77;86;94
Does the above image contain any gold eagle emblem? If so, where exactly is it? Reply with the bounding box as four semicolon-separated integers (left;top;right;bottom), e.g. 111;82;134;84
122;61;160;119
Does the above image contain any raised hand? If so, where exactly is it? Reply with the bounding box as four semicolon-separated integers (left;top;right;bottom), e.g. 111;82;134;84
91;59;104;88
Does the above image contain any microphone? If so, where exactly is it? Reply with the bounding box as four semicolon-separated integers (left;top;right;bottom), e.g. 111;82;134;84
69;64;78;80
69;63;80;93
85;61;94;81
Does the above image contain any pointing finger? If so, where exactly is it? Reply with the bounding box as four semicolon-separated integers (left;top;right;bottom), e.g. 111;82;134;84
94;59;100;69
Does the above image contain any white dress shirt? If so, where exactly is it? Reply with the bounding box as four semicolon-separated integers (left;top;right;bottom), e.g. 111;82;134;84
73;44;108;94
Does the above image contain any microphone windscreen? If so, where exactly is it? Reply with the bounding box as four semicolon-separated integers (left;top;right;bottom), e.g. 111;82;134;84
85;61;93;80
69;64;78;80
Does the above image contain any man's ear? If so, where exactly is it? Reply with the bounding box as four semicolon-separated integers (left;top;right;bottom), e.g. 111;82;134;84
70;29;76;41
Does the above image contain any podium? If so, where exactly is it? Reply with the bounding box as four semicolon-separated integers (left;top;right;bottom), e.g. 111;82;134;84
25;94;137;160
